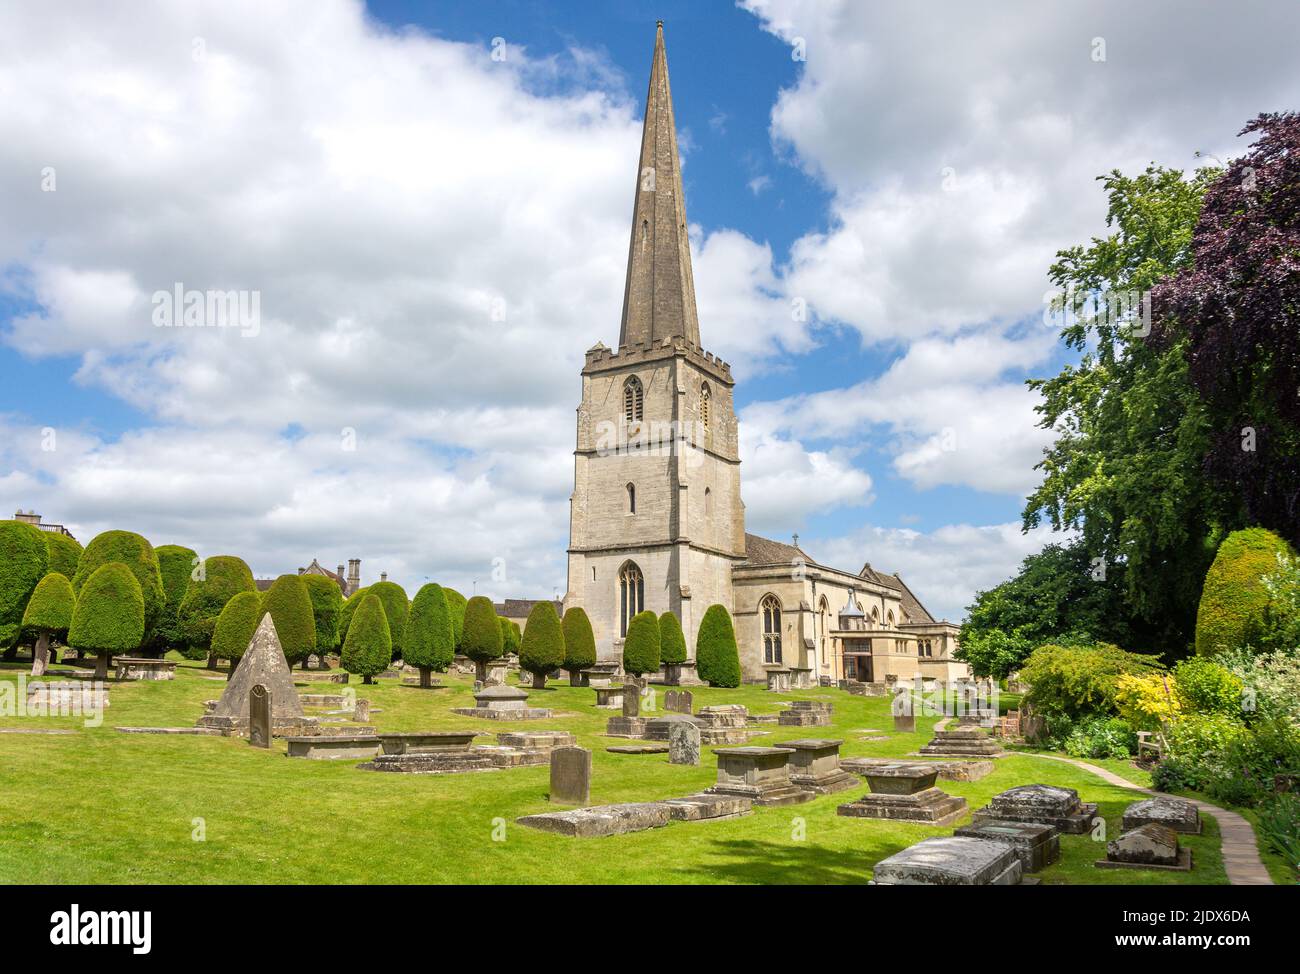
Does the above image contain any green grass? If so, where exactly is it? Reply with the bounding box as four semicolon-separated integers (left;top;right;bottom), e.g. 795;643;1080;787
0;657;1228;884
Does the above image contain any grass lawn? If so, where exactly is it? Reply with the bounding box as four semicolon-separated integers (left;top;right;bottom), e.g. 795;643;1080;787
0;657;1228;884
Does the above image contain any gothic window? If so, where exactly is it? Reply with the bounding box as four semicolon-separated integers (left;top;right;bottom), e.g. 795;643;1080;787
886;609;895;628
619;561;644;637
870;606;879;629
761;594;782;665
700;383;711;430
624;376;644;423
626;482;636;514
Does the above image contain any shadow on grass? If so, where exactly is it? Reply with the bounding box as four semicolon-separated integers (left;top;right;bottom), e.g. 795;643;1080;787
680;836;876;885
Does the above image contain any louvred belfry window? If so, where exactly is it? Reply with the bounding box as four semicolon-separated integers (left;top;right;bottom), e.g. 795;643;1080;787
624;376;644;423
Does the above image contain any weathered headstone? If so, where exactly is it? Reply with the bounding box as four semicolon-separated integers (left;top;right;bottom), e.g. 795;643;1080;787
872;836;1024;885
1097;823;1191;871
837;761;967;824
249;683;271;749
954;820;1060;872
353;698;371;722
196;614;316;737
668;720;701;766
971;784;1097;834
665;689;693;714
623;685;641;717
1121;796;1201;835
550;746;591;805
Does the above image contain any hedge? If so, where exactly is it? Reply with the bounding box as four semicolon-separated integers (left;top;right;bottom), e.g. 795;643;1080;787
561;607;596;675
176;555;256;658
342;593;392;684
69;562;145;677
367;580;410;659
210;591;262;667
696;603;741;687
461;595;502;664
403;583;455;685
22;572;75;639
303;574;343;654
658;611;687;665
622;610;661;676
72;530;165;639
260;574;317;665
0;519;48;650
44;532;83;580
1196;527;1297;656
520;601;564;686
151;544;197;653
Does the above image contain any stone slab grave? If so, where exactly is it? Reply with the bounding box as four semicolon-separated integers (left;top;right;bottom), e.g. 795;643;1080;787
871;836;1025;886
1096;823;1193;872
1122;796;1201;835
842;756;994;783
294;670;349;685
114;657;176;681
549;746;591;805
837;761;967;825
285;735;382;760
593;685;625;709
496;730;575;753
705;746;812;807
606;683;646;738
644;713;703;742
685;707;751;745
892;714;915;733
972;785;1098;834
25;680;109;712
607;744;669;755
780;739;858;795
660;793;752;822
664;689;693;714
778;709;831;727
518;802;671;838
954;820;1060;873
917;726;1004;758
668;720;701;766
582;661;622;688
452;684;552;720
197;614;319;738
362;731;496;773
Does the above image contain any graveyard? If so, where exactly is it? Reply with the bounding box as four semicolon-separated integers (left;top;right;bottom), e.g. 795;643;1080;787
0;653;1248;885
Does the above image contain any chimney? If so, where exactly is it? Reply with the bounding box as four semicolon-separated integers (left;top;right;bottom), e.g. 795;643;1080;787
297;567;305;575
337;564;345;580
380;571;388;582
347;559;360;591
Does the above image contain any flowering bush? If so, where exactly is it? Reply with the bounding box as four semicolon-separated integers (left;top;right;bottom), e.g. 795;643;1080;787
1115;673;1181;731
1218;648;1300;724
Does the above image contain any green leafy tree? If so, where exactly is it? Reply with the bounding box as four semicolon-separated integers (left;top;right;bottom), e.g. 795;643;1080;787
622;610;660;677
342;592;391;684
68;563;145;679
210;591;262;679
0;519;48;655
302;574;343;662
696;603;741;688
461;595;502;681
658;611;687;666
561;607;596;684
1195;528;1296;656
444;587;467;651
1171;657;1243;716
403;583;455;687
21;572;74;673
1019;643;1164;721
150;544;196;655
72;530;165;641
176;555;256;664
44;532;82;580
499;616;522;655
367;580;409;660
338;585;370;646
260;574;316;667
519;601;564;689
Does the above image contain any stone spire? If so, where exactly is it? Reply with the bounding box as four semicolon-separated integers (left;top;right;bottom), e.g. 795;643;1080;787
617;21;701;350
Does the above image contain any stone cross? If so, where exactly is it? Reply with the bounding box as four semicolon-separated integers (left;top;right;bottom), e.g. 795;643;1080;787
668;720;701;766
249;683;271;749
549;746;591;805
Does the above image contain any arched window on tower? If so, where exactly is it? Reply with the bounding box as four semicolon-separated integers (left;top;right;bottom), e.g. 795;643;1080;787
624;376;644;424
619;561;644;637
700;382;711;431
626;483;636;514
761;594;783;665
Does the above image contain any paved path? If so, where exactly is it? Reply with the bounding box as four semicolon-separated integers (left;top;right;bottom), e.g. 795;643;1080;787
1025;753;1274;886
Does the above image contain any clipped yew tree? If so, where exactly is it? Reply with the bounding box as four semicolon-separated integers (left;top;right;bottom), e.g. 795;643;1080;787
0;519;48;654
260;574;317;668
338;586;370;646
1195;527;1297;656
22;572;74;674
444;587;468;651
561;607;596;685
659;611;688;667
72;530;165;641
500;617;521;657
696;603;741;688
622;610;661;678
368;580;410;660
177;555;256;664
342;592;391;684
303;574;343;661
403;583;455;687
69;562;145;679
210;591;262;679
519;601;565;689
44;531;83;580
150;544;197;656
461;595;503;682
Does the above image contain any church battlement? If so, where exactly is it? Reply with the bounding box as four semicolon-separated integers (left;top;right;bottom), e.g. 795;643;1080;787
582;336;733;383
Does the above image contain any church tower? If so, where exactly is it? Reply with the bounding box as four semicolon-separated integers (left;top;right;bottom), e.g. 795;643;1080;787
564;22;746;665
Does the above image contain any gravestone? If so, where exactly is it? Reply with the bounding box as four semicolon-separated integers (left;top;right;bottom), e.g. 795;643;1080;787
705;746;811;806
781;739;857;794
623;686;641;717
1096;823;1191;871
1121;796;1201;835
550;746;591;805
196;614;317;737
872;836;1024;885
837;761;967;825
665;689;693;714
892;714;915;732
954;820;1060;872
354;698;371;722
249;684;271;749
668;720;701;766
972;784;1097;834
518;802;670;837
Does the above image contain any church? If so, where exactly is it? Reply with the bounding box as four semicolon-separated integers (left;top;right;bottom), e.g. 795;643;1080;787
562;24;969;688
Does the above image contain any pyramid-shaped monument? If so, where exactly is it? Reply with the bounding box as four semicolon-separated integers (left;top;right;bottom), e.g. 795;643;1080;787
196;613;316;736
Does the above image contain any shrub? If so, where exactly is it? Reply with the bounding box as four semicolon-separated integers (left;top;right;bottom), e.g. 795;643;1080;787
367;580;409;659
695;603;741;688
1163;713;1249;780
302;574;342;655
0;519;49;650
622;610;660;677
1062;716;1138;760
176;555;255;659
403;583;455;686
444;588;467;650
1151;757;1197;793
1218;648;1300;724
1019;642;1163;720
22;572;75;642
338;586;370;645
72;530;165;639
1256;793;1300;879
658;611;687;666
461;596;503;666
1114;673;1181;731
210;591;262;671
1259;551;1300;653
44;532;82;580
1195;527;1296;656
519;601;564;688
68;563;145;678
260;574;316;665
499;616;521;657
341;593;392;684
1172;657;1243;717
150;544;196;654
561;607;596;677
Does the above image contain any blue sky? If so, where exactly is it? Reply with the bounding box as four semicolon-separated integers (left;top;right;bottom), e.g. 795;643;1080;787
3;1;1299;619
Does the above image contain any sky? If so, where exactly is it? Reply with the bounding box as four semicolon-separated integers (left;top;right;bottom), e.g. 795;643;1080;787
2;0;1299;621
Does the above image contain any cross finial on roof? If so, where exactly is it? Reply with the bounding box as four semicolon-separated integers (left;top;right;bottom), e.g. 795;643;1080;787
792;533;799;548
